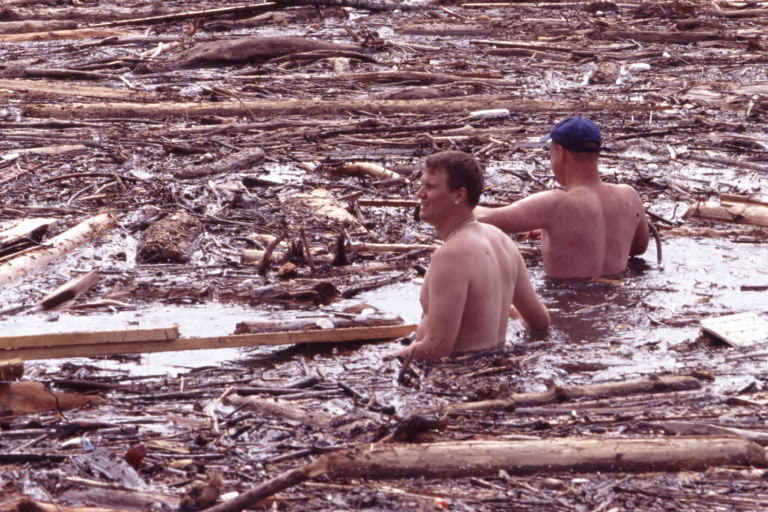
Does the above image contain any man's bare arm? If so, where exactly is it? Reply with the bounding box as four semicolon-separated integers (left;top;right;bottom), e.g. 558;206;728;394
475;191;560;234
511;256;550;331
386;250;468;359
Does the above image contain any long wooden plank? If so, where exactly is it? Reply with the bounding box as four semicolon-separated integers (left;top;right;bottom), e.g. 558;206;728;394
2;324;417;361
0;327;180;350
0;79;158;102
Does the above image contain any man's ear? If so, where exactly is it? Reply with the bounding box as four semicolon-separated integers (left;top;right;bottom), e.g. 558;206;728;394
453;187;468;204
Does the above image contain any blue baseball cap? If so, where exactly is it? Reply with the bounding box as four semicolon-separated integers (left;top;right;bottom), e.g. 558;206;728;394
540;117;602;153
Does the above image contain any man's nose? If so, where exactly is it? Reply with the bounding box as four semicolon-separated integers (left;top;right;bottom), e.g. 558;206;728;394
416;186;426;198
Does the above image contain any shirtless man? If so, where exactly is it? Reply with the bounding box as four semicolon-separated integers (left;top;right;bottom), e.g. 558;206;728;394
385;151;550;360
475;117;649;279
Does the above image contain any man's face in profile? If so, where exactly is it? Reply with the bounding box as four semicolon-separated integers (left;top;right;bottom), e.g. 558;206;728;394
416;167;454;225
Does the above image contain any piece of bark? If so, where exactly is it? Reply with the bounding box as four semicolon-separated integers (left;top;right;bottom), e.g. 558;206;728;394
226;395;335;427
136;211;203;264
38;270;99;310
0;381;104;416
0;212;115;287
170;36;361;69
21;96;653;120
0;359;23;381
438;375;702;413
175;148;265;179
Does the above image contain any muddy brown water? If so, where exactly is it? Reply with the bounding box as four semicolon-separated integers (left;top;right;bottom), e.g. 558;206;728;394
4;234;765;393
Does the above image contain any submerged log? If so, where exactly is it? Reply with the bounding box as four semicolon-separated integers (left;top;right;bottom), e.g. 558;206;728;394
175;148;265;179
0;381;104;416
136;211;203;264
0;212;115;287
0;28;135;42
0;20;76;34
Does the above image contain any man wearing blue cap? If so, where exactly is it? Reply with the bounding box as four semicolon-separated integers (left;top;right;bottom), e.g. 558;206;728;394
475;117;649;279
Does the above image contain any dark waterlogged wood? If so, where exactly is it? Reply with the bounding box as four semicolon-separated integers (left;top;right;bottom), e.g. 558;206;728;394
136;211;203;264
175;148;265;179
38;270;99;310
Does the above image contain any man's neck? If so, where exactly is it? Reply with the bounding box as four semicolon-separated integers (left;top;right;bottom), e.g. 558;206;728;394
434;211;476;240
562;162;601;190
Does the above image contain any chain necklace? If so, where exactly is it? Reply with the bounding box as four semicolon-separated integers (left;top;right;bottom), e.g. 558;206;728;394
443;218;478;241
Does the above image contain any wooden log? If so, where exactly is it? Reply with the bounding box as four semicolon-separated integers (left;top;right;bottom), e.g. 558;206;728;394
320;437;766;478
438;375;702;413
21;96;654;120
0;212;116;287
0;381;104;416
175;148;265;179
0;28;135;42
685;200;768;228
348;243;437;253
0;496;130;512
136;211;203;264
0;78;158;101
203;436;766;512
1;324;417;361
0;67;111;81
234;312;404;333
38;270;100;310
0;359;23;381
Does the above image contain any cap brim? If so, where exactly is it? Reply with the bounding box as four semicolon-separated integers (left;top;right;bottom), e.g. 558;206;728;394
539;134;552;143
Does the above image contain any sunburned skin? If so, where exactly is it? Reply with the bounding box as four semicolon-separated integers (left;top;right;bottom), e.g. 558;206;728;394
476;142;649;279
385;165;549;360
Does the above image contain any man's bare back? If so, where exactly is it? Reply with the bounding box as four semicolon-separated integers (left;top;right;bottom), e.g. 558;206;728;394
476;117;649;279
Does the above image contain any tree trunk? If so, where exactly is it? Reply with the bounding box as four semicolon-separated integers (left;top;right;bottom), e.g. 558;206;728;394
0;212;115;287
136;211;203;264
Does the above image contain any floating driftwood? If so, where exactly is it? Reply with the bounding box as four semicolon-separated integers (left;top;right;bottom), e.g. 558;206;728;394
38;270;100;310
686;197;768;228
0;381;104;416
